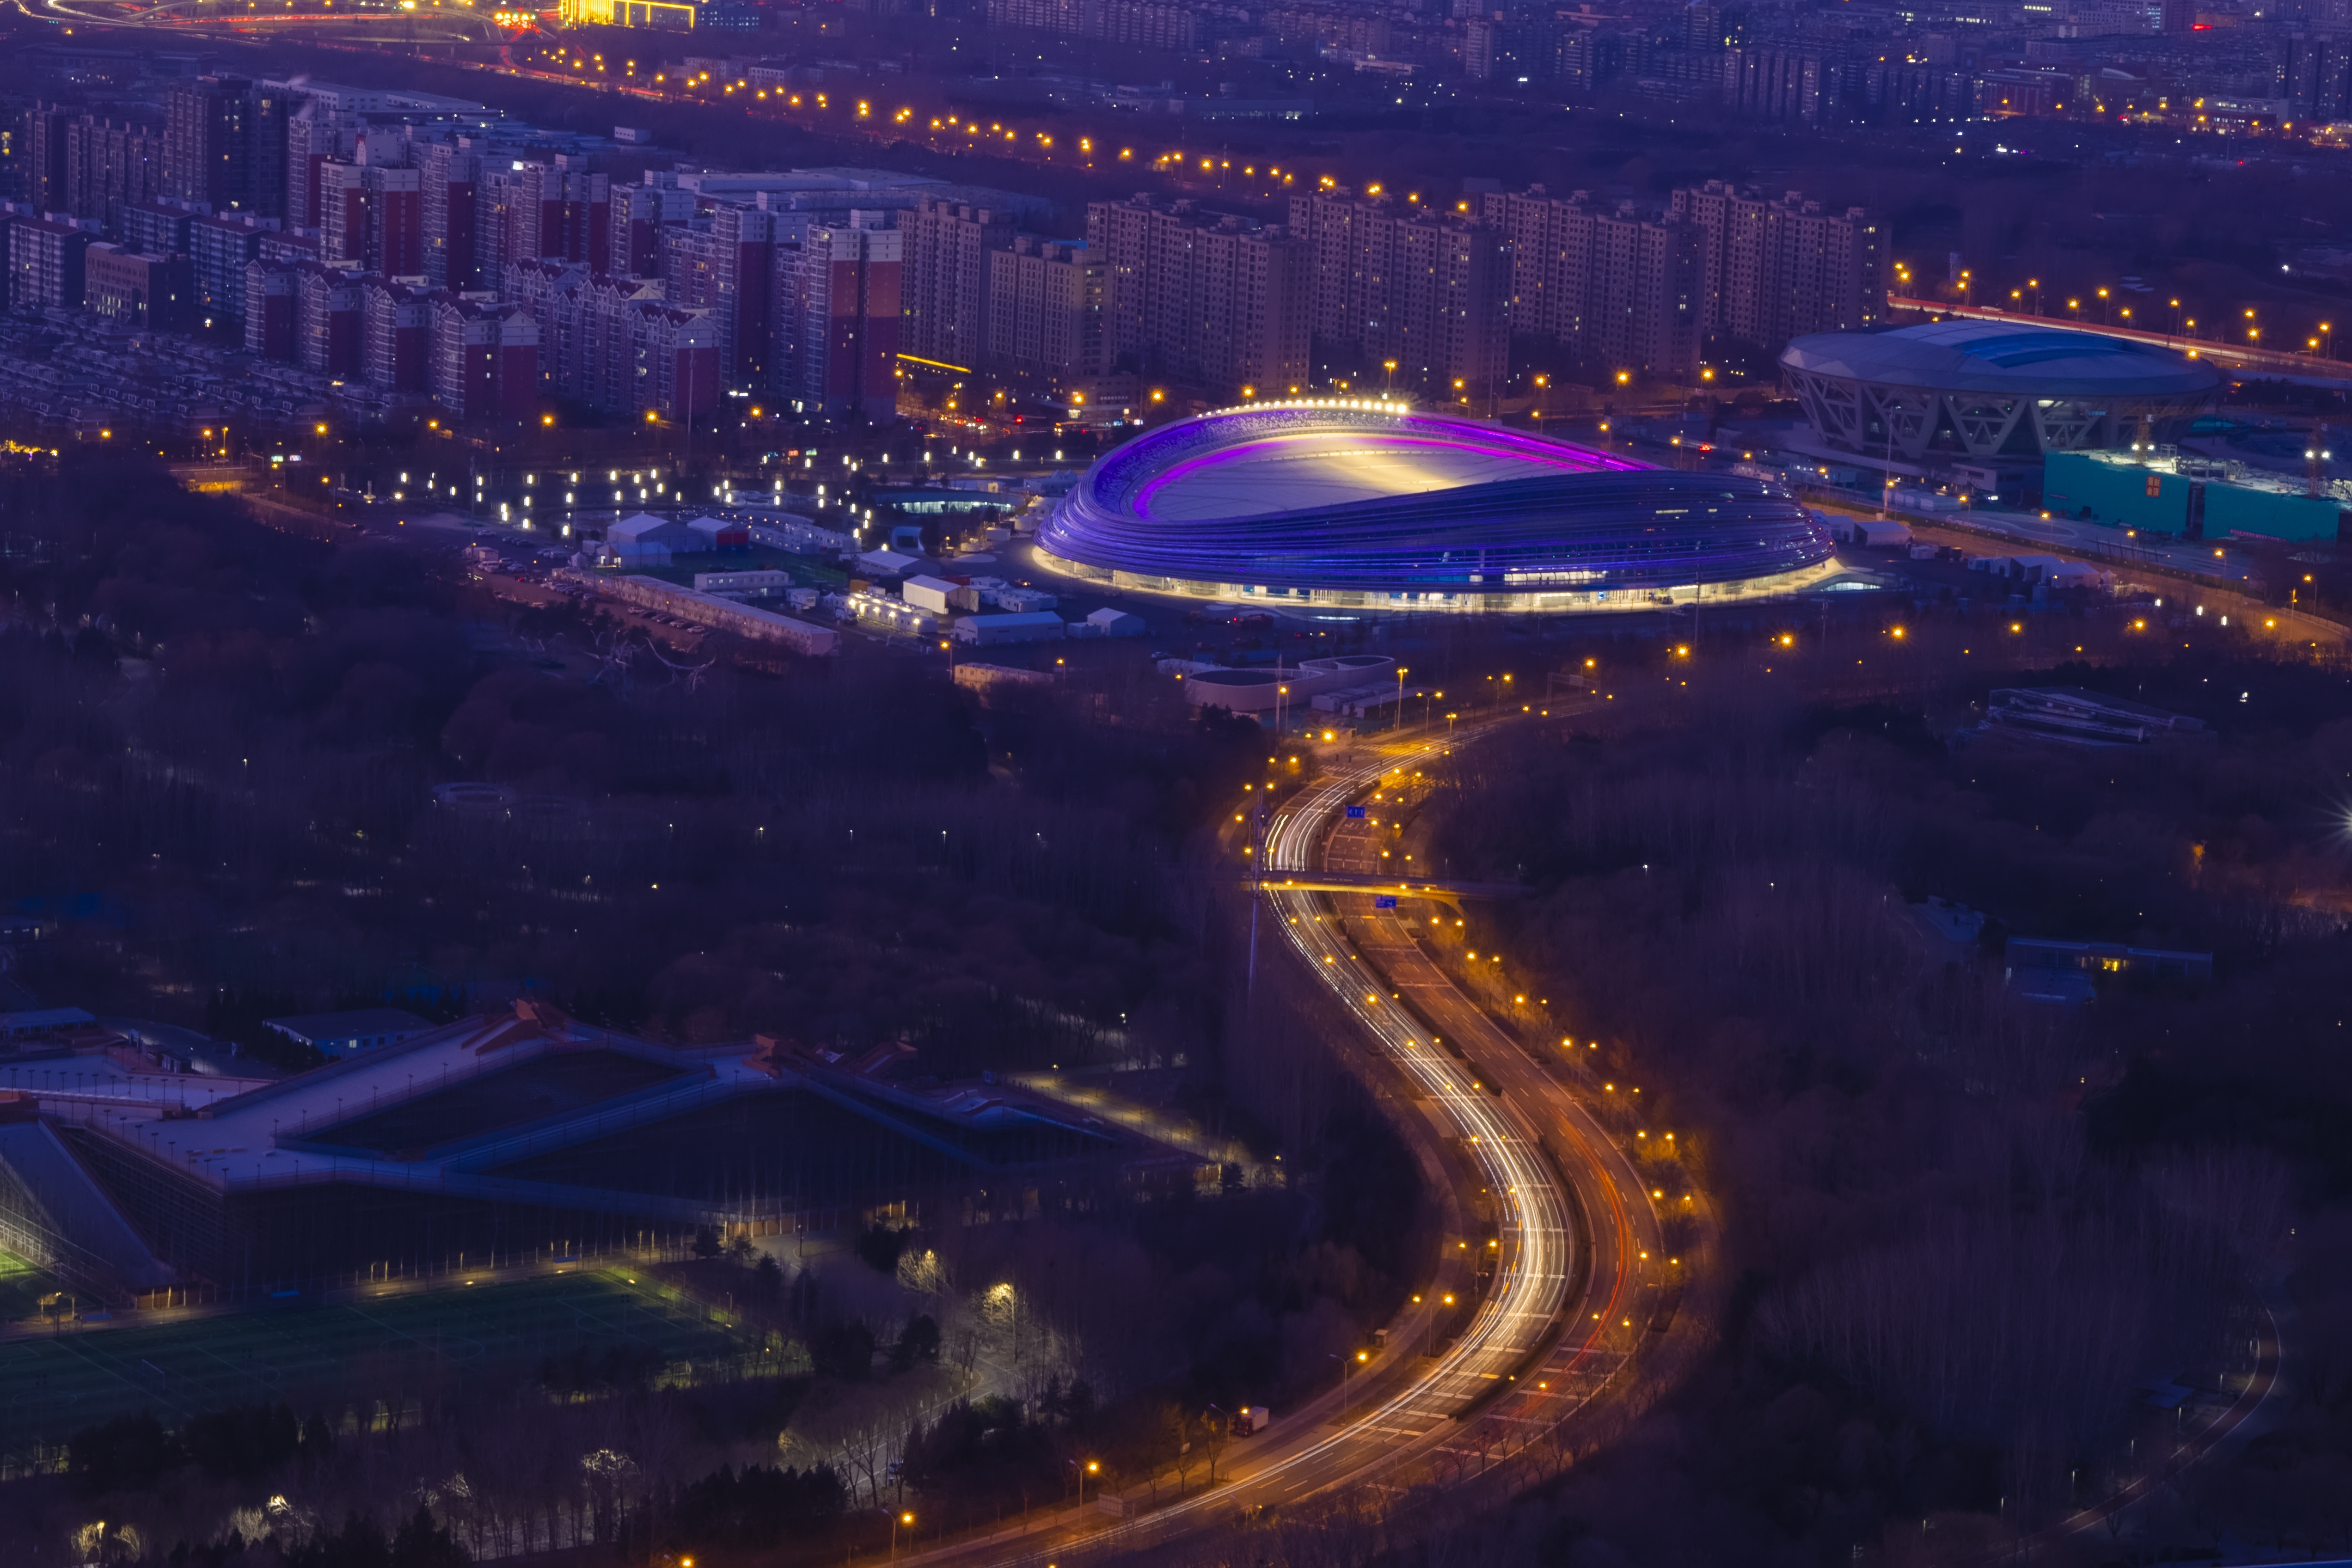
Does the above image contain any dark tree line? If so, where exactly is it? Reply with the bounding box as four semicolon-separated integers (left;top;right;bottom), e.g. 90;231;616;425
1376;634;2352;1563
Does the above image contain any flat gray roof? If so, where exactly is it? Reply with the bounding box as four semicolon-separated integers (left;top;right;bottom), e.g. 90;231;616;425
263;1009;433;1043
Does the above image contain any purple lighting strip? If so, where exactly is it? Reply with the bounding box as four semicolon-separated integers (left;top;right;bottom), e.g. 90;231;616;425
1129;414;1646;521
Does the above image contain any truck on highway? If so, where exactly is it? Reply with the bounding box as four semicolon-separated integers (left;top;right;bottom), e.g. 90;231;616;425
1233;1405;1272;1435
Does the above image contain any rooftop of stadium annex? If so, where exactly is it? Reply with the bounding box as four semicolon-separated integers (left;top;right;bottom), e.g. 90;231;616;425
1033;399;1841;613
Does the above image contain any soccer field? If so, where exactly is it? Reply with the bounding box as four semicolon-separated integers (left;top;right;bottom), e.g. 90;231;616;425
0;1267;770;1446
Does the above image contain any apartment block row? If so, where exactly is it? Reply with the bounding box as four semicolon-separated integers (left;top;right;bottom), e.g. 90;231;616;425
1473;181;1886;383
1286;190;1510;397
11;71;1882;419
239;261;539;424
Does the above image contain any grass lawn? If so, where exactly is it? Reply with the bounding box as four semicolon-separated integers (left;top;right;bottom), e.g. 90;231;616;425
0;1267;779;1446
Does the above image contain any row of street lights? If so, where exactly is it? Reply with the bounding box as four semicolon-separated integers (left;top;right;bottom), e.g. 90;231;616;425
1950;267;2335;355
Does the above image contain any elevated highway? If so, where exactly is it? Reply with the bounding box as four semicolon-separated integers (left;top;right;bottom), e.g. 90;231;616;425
913;721;1671;1566
1888;296;2352;387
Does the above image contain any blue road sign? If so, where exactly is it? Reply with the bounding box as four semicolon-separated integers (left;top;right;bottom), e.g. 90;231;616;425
1346;805;1367;819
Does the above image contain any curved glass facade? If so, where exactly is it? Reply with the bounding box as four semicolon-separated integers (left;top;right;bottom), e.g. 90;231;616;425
1036;403;1838;610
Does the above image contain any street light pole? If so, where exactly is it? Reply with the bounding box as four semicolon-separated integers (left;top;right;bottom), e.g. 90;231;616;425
892;1510;913;1563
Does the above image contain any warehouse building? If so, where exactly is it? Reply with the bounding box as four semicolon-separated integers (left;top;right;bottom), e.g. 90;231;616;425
2042;448;2352;543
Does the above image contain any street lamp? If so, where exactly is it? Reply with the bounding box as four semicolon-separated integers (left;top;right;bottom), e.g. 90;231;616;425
1395;666;1408;731
1329;1350;1366;1413
892;1511;913;1562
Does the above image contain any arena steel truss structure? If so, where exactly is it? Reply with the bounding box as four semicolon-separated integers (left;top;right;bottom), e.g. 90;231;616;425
1780;319;2221;463
1034;400;1840;612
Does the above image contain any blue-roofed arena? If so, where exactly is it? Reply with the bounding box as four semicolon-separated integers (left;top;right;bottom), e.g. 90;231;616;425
1780;320;2222;460
1033;401;1841;612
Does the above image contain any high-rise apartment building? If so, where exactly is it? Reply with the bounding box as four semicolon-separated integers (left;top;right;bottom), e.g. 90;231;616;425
1585;202;1703;380
1086;194;1311;396
662;203;774;384
902;197;1012;368
1480;186;1703;381
515;270;718;421
10;217;92;310
190;210;278;328
500;164;609;269
319;161;368;267
609;181;696;278
359;275;434;395
986;0;1196;50
985;236;1102;392
320;162;423;276
537;273;663;413
120;197;205;260
295;261;363;377
286;111;357;231
163;77;289;217
242;259;296;360
1479;185;1597;347
23;105;71;214
1669;181;1888;347
430;296;538;424
771;217;901;423
19;107;166;232
1286;190;1507;397
62;115;165;233
420;143;479;291
374;166;422;278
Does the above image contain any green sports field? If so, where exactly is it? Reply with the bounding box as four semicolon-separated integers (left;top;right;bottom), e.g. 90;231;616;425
0;1267;777;1446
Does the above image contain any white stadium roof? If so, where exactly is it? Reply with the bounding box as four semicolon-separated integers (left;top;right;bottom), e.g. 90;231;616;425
1779;320;2221;399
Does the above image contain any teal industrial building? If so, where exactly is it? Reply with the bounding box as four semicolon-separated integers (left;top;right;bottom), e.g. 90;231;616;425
2041;450;2352;543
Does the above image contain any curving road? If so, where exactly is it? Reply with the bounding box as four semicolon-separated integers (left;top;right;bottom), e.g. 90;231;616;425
912;723;1667;1566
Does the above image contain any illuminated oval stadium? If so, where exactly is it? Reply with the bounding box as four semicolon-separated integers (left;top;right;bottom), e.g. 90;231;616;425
1034;401;1839;612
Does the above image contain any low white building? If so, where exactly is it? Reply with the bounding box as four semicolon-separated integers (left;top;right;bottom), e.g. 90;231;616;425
607;513;706;566
685;515;750;549
953;611;1066;646
902;575;974;614
557;568;841;655
855;547;922;577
